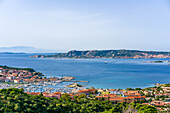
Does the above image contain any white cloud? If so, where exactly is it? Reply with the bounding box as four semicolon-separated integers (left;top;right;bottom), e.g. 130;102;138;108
24;9;104;21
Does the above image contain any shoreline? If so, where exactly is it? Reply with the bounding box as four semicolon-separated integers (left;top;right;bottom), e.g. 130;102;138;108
30;56;170;59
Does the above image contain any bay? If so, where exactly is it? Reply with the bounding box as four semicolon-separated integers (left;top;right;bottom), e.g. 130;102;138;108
0;53;170;89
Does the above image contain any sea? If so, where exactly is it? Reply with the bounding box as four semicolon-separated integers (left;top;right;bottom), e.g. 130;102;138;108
0;53;170;89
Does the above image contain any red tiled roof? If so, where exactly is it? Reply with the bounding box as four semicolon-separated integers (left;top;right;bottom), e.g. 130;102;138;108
109;98;123;101
42;92;49;94
54;92;61;95
142;103;150;105
77;89;95;93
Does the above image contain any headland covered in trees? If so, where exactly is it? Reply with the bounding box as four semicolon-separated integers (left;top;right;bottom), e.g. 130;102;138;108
30;49;170;59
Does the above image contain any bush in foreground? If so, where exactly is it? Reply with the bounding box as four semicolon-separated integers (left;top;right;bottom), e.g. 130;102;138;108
0;88;157;113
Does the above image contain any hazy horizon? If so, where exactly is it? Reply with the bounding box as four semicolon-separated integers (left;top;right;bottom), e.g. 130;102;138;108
0;0;170;51
0;46;170;53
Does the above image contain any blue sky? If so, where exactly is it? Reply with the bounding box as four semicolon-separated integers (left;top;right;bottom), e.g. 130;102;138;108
0;0;170;52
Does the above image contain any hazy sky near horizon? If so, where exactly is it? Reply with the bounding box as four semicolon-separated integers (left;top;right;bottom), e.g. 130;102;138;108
0;0;170;51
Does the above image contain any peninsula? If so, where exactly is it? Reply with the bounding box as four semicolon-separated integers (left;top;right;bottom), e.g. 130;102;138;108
31;49;170;59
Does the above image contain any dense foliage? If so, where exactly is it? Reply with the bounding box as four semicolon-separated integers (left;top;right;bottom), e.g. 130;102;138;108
163;84;170;87
0;65;35;72
135;104;158;113
0;88;158;113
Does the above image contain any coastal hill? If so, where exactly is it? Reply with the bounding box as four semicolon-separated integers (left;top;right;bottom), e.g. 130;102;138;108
0;46;57;53
31;49;170;59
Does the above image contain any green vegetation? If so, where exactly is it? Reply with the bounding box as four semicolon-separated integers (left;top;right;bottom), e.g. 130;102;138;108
126;88;134;90
146;61;164;63
0;65;35;72
135;88;142;90
0;88;158;113
34;49;170;59
135;104;158;113
154;61;163;63
163;84;170;87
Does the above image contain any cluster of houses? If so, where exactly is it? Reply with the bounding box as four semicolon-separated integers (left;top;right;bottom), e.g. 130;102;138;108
114;54;170;59
143;101;170;111
26;89;146;103
0;67;53;84
0;67;33;83
26;87;170;112
26;92;62;99
96;90;145;103
132;54;170;59
143;86;170;97
141;85;170;112
26;89;96;100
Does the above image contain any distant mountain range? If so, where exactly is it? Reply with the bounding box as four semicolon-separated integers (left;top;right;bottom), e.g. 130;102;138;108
31;49;170;59
0;46;57;53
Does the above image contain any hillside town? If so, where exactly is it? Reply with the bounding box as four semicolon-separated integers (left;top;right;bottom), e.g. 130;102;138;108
0;66;44;84
0;66;170;112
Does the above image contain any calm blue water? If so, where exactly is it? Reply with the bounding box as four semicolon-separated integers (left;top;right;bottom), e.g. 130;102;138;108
0;53;170;89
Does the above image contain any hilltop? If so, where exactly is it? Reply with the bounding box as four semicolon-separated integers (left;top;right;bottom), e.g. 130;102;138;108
31;49;170;59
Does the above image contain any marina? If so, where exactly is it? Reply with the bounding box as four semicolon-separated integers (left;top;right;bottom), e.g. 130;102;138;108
14;81;84;93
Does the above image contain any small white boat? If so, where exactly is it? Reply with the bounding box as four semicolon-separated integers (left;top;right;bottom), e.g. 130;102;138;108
104;61;108;64
57;80;62;83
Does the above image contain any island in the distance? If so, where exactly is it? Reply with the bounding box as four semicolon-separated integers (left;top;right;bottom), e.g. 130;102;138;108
30;49;170;59
145;60;170;63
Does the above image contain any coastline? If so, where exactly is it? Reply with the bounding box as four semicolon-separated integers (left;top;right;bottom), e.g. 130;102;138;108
1;54;170;90
30;49;170;59
30;56;170;59
0;65;170;112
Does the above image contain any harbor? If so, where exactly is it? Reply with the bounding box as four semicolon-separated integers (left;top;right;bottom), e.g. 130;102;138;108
15;80;85;94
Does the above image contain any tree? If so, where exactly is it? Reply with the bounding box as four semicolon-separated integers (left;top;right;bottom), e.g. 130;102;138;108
95;90;98;94
126;88;134;90
138;105;157;113
155;96;160;101
161;96;165;100
0;88;160;113
148;98;152;102
14;104;22;112
60;93;71;101
135;88;142;90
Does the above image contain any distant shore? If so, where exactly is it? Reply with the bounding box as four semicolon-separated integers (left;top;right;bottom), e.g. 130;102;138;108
30;49;170;59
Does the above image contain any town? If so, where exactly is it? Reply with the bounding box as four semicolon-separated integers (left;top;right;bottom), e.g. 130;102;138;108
0;65;169;112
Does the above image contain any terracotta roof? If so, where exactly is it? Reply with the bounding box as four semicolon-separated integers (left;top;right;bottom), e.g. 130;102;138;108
54;92;61;95
110;89;116;91
142;103;150;105
42;92;49;94
123;91;141;96
77;89;95;93
124;96;145;99
165;102;170;105
69;94;74;96
96;96;103;98
109;94;117;97
109;98;123;101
